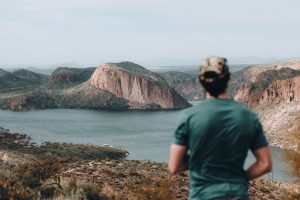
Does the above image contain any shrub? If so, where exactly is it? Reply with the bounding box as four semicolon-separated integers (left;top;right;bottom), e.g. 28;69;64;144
127;176;174;200
82;184;114;200
40;185;57;199
13;159;61;189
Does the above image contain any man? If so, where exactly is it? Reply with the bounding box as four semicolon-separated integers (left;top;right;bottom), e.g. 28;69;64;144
168;57;272;200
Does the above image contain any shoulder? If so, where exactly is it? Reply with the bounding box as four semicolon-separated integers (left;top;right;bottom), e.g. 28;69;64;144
184;101;207;114
231;100;260;120
180;100;212;121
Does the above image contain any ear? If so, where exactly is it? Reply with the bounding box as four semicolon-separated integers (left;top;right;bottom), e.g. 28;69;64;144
198;75;204;82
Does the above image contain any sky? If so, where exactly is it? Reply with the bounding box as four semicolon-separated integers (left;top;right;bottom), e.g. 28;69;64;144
0;0;300;67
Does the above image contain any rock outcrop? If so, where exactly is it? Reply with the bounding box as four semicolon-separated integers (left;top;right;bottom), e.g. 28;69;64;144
89;62;191;109
234;68;300;107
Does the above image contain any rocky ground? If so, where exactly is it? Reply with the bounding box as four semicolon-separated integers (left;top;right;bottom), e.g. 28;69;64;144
0;128;299;200
254;102;300;150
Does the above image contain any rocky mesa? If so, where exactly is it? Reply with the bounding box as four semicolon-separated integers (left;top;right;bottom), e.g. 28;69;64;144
88;62;190;109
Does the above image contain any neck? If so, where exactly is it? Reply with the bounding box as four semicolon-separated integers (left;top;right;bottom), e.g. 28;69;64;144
206;91;229;99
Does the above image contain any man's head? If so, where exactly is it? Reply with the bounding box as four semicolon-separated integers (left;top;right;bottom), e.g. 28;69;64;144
199;56;231;98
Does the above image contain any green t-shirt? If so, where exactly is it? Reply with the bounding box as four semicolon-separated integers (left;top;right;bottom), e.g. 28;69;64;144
174;98;268;200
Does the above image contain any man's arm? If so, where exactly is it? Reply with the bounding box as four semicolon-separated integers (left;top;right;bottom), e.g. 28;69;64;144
246;146;272;180
168;144;188;175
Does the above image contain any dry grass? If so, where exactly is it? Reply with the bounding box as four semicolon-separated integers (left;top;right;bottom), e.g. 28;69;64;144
285;116;300;183
127;176;174;200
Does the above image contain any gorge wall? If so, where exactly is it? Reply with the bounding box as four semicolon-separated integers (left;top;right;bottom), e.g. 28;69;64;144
234;68;300;107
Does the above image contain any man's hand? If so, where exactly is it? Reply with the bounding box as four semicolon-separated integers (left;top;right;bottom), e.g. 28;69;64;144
247;146;272;180
168;144;188;175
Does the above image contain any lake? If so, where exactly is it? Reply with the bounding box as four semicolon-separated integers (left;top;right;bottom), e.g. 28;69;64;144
0;101;293;182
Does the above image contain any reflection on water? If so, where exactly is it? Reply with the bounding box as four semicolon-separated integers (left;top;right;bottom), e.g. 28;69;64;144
0;102;293;182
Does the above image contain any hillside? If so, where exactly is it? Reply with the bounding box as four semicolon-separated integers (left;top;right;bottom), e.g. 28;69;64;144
0;68;9;77
0;68;47;91
12;69;48;83
47;67;96;88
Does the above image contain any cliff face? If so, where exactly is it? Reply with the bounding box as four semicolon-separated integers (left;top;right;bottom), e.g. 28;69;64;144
89;62;191;109
229;59;300;98
234;68;300;106
234;68;300;107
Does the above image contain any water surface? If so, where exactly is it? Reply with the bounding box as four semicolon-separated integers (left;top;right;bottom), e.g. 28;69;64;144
0;102;293;182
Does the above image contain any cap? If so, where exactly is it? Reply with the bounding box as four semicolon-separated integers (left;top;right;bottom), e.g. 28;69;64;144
199;56;229;82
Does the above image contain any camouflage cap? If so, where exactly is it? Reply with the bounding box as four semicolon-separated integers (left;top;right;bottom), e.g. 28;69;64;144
199;56;229;82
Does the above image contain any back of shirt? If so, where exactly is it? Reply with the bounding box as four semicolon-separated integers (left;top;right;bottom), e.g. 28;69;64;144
174;98;268;200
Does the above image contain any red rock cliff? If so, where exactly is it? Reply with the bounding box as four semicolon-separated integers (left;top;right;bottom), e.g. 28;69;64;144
232;59;300;106
89;62;191;109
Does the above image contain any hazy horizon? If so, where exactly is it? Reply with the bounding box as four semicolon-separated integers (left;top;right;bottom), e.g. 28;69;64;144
1;0;299;67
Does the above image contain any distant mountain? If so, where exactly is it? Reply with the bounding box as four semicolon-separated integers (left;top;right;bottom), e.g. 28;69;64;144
0;69;46;90
12;69;48;83
150;64;248;75
0;69;9;77
25;67;56;75
228;57;284;65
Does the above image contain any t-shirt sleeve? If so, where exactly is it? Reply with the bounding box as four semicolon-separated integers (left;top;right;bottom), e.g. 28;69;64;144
173;113;189;147
250;118;269;151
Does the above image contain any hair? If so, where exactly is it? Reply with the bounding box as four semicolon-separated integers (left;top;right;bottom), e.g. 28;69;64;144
199;71;231;98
